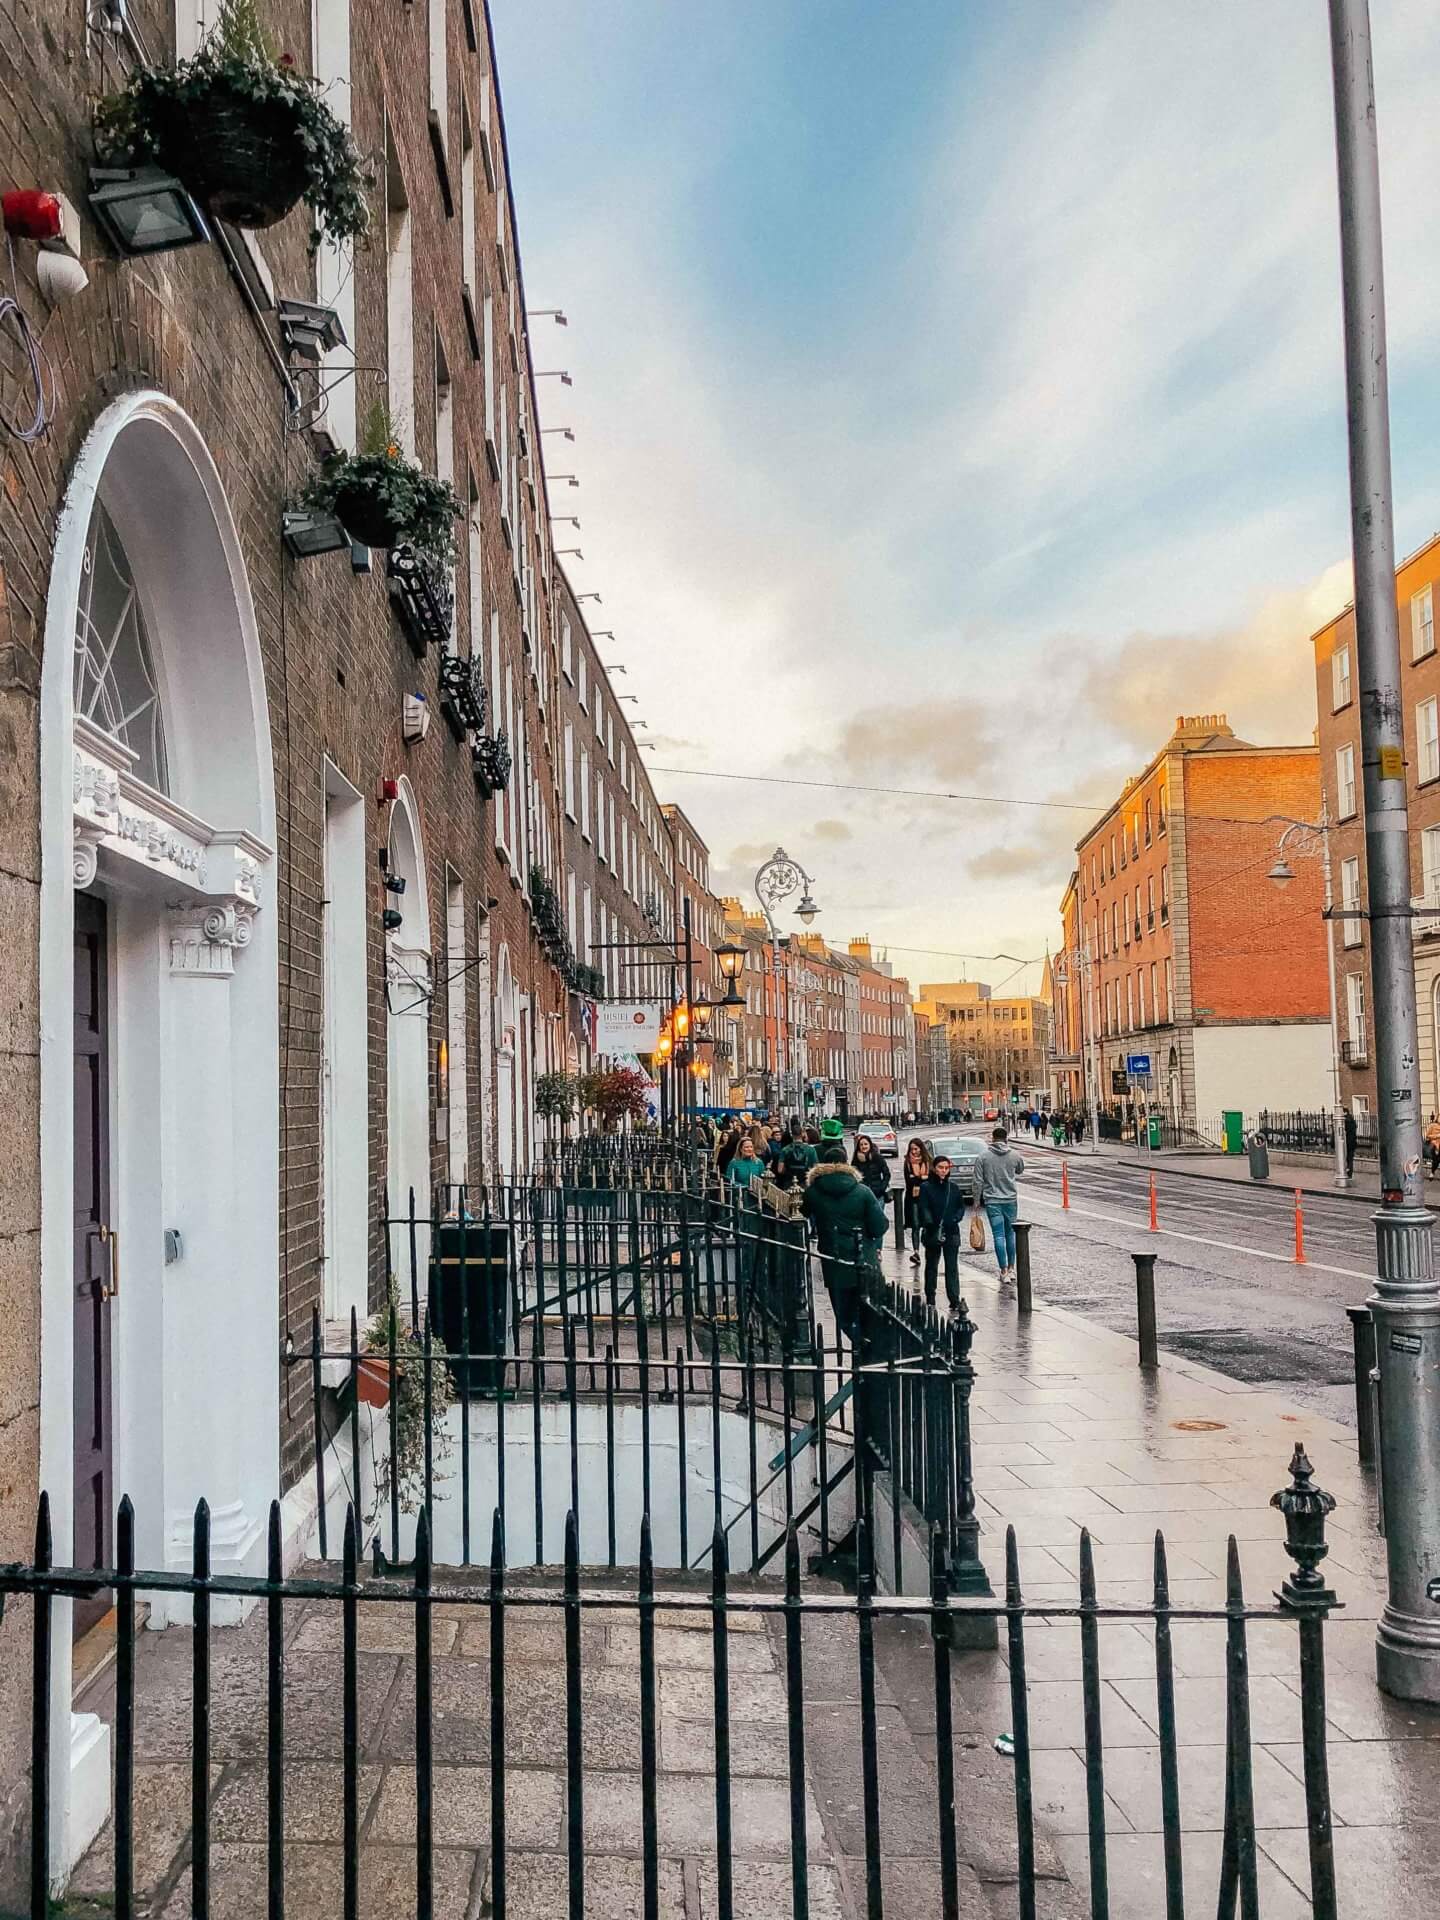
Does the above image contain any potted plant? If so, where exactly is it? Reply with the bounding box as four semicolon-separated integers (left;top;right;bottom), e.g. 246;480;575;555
93;0;373;247
292;402;464;557
363;1287;454;1519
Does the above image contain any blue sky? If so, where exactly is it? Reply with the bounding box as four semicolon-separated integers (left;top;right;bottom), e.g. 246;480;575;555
493;0;1440;995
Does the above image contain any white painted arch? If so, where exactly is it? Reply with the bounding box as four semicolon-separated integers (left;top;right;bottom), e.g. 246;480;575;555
385;776;433;1258
39;389;280;1881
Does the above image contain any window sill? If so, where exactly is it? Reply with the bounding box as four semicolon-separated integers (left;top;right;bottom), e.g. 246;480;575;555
1332;699;1353;714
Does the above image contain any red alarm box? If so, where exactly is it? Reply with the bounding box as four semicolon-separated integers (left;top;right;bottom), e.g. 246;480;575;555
3;189;80;254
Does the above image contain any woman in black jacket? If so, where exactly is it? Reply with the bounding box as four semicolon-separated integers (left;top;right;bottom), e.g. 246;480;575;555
900;1137;930;1267
852;1134;892;1202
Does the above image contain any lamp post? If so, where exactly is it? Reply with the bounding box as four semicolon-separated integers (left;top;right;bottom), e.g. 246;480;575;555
1326;0;1440;1701
753;847;820;1119
1053;946;1101;1153
1267;805;1347;1188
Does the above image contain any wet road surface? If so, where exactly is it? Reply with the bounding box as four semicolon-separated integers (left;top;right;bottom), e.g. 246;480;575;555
886;1129;1375;1426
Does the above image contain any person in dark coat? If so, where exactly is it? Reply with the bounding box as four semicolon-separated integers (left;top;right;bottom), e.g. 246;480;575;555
851;1134;892;1201
801;1147;888;1340
901;1138;931;1267
916;1156;968;1311
1343;1108;1358;1179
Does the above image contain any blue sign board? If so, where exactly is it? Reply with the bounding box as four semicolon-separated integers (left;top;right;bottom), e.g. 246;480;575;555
1126;1053;1152;1077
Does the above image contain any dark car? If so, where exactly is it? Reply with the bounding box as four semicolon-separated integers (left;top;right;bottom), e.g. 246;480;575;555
921;1134;987;1203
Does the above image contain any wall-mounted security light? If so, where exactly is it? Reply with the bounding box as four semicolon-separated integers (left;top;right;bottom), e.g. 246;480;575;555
88;166;209;257
282;508;350;558
277;297;347;363
384;873;407;896
382;907;404;933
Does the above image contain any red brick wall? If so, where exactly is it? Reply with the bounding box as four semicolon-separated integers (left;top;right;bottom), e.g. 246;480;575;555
1185;752;1327;1022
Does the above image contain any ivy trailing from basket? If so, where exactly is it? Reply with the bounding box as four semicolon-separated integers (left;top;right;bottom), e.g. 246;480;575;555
292;402;464;561
364;1284;454;1522
93;0;374;250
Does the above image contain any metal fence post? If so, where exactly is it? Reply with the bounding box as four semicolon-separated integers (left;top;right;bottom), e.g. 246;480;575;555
1133;1252;1158;1368
1273;1445;1340;1920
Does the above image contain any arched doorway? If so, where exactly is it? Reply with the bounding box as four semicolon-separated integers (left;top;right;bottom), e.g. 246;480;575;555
40;392;278;1872
385;780;432;1266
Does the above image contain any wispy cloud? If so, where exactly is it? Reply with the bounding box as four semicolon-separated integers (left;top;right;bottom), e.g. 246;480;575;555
493;0;1440;990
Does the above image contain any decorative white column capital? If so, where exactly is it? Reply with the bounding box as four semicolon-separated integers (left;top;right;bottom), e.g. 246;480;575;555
73;825;104;891
168;901;257;978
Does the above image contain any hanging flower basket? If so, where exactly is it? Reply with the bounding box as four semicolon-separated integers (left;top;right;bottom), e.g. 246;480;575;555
93;0;373;251
291;404;463;561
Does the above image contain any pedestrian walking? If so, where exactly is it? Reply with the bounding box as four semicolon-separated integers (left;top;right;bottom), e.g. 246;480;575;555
1426;1114;1440;1176
852;1134;891;1200
1343;1108;1358;1179
727;1138;766;1190
716;1124;741;1178
772;1116;818;1191
978;1125;1025;1283
801;1146;888;1340
916;1155;968;1312
901;1138;930;1267
1069;1110;1084;1146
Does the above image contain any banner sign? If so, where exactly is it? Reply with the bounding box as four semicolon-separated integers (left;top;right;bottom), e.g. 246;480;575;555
597;1001;662;1051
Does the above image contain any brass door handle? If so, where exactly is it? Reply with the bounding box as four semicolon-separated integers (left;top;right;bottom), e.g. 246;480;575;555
98;1224;119;1300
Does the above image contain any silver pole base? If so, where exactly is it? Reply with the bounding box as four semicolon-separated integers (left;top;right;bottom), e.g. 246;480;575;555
1377;1605;1440;1702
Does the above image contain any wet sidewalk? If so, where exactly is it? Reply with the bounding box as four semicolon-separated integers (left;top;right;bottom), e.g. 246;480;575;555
875;1235;1440;1918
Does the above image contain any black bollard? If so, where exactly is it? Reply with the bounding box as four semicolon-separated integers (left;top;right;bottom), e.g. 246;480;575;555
892;1189;904;1250
1013;1221;1033;1314
1133;1252;1158;1368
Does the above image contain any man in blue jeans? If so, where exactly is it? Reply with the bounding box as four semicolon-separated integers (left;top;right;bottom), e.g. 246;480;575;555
978;1125;1025;1283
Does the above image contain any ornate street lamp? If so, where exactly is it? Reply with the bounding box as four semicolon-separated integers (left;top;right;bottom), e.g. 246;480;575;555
1267;805;1346;1187
716;941;746;1007
754;847;820;1114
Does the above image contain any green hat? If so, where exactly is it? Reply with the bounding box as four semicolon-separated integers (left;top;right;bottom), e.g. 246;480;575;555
819;1117;845;1141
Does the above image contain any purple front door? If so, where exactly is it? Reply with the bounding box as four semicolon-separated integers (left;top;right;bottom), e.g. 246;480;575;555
73;892;113;1637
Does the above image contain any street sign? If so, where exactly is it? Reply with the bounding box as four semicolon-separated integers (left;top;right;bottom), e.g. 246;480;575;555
1126;1053;1151;1078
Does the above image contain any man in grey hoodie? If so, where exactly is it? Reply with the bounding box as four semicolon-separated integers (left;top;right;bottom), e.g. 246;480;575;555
978;1126;1025;1283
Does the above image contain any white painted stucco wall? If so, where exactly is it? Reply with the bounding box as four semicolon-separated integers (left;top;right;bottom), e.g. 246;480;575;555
1191;1023;1332;1125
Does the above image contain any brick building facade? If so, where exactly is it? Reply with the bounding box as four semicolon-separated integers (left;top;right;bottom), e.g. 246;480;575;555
1311;531;1440;1136
0;0;730;1890
1068;716;1330;1138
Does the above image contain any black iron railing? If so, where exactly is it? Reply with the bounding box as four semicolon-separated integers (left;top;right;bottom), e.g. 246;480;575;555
307;1189;984;1595
2;1444;1341;1920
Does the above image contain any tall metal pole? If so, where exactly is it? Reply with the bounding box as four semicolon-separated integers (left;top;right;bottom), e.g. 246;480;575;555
1328;0;1440;1702
682;896;695;1134
1319;813;1349;1189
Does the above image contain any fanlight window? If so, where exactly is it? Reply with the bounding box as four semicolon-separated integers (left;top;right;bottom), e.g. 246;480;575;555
74;500;168;791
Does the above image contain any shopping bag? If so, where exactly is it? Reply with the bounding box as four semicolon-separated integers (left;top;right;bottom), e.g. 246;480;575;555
969;1209;986;1252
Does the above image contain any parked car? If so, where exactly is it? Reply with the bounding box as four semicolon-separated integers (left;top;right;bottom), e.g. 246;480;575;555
922;1134;987;1202
858;1119;899;1158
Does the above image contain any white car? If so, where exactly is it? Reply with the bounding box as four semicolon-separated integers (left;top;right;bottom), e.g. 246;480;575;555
858;1120;899;1158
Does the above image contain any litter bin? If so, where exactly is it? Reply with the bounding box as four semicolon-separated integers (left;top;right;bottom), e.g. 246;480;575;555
1147;1115;1163;1151
431;1220;511;1394
1246;1133;1270;1182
